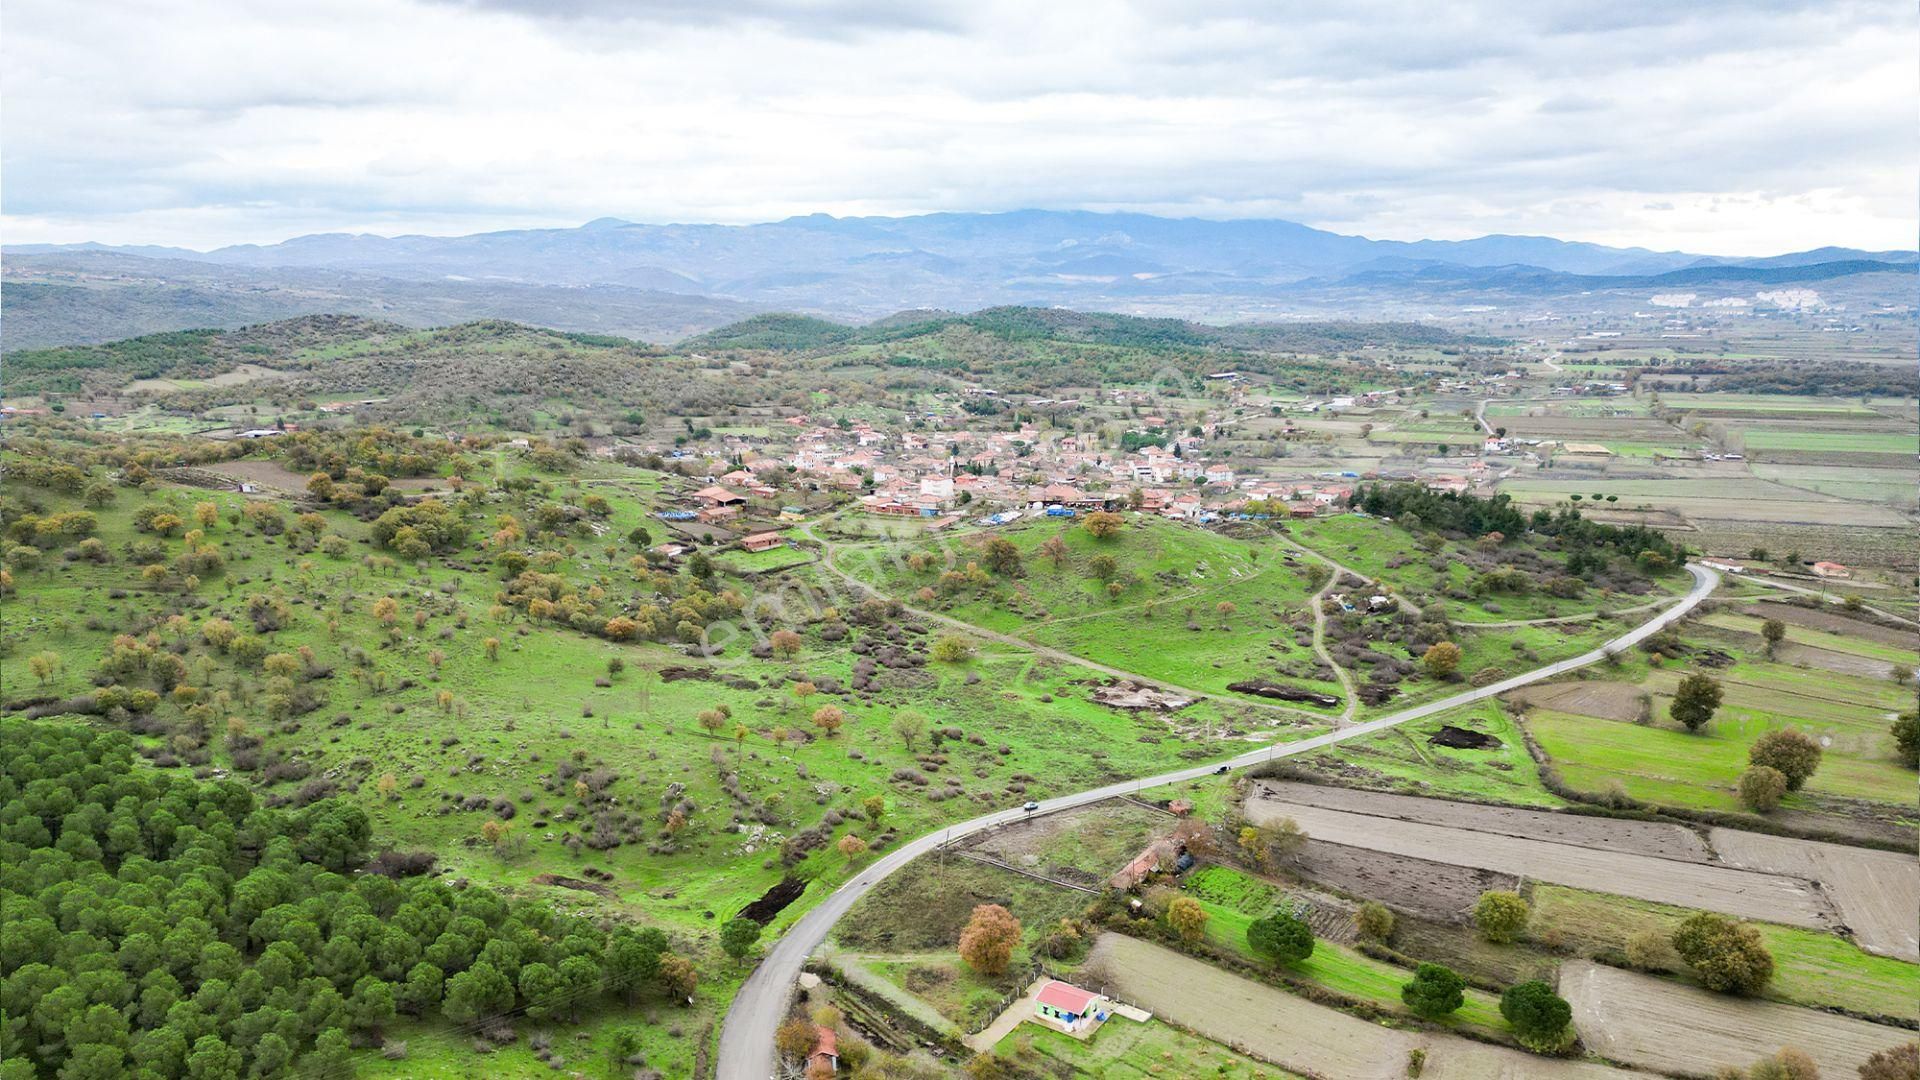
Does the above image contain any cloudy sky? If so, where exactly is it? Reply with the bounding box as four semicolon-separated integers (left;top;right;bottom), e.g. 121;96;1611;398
4;0;1914;254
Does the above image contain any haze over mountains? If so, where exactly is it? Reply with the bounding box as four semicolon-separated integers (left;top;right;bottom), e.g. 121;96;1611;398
6;211;1913;350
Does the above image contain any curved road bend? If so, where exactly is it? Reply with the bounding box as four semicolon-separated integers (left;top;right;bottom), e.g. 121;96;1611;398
717;563;1720;1078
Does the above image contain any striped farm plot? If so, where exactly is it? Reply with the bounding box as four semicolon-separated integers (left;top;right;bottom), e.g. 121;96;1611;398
1563;961;1916;1078
1240;786;1835;929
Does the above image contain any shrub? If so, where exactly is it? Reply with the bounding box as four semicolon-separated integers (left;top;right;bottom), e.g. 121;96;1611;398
1473;890;1530;943
1747;729;1821;791
1499;980;1572;1053
1672;912;1773;995
1166;896;1211;942
1858;1042;1920;1080
1246;908;1313;964
1736;766;1788;813
1354;901;1396;942
1400;963;1465;1019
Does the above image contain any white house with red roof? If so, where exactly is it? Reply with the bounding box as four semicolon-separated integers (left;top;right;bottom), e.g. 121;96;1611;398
1032;980;1111;1035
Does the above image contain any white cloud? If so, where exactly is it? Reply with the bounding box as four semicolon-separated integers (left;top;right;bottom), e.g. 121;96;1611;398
3;0;1912;253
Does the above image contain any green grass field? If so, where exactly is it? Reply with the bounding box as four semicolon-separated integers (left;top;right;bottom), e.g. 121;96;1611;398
1743;430;1916;454
1527;652;1914;814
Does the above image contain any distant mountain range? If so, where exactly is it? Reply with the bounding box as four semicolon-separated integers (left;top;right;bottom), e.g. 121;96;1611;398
5;211;1913;350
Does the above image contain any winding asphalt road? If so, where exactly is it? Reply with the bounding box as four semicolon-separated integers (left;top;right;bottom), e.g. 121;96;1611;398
717;563;1722;1076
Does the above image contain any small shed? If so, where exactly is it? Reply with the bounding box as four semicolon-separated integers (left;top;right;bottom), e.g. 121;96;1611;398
739;531;786;553
1811;561;1851;579
808;1026;838;1072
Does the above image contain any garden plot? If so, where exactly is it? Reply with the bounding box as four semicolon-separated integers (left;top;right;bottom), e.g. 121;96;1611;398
1085;935;1654;1080
1250;781;1710;861
1709;829;1920;962
1242;790;1831;929
1562;960;1915;1078
1297;840;1516;921
1507;680;1647;722
1740;601;1920;650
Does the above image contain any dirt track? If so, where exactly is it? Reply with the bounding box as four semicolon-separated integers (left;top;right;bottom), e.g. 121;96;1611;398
1710;828;1920;962
1563;960;1915;1077
1252;781;1712;861
1088;934;1654;1079
1245;791;1832;929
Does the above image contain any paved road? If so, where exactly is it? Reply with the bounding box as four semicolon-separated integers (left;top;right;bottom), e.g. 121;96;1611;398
715;563;1720;1079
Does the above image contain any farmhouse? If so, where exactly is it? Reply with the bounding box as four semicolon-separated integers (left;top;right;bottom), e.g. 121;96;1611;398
738;531;785;553
1811;561;1852;579
1032;981;1111;1035
691;485;746;507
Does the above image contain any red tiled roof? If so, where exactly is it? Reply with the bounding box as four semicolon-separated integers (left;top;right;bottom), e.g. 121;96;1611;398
1036;981;1101;1014
810;1026;837;1059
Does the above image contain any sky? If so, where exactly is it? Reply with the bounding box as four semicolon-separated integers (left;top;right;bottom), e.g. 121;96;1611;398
4;0;1915;255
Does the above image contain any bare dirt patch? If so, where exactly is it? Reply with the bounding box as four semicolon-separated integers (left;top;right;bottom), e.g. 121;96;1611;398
1775;642;1903;680
1509;680;1648;723
958;799;1171;889
1709;828;1920;962
1563;960;1915;1078
1250;780;1710;861
1295;840;1515;921
1744;601;1920;649
1085;934;1652;1080
1244;786;1832;929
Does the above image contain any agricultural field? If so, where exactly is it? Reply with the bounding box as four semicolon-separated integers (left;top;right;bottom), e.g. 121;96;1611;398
994;1019;1301;1080
1520;621;1916;834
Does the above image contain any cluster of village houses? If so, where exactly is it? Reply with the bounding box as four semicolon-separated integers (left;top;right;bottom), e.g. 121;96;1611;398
646;414;1395;531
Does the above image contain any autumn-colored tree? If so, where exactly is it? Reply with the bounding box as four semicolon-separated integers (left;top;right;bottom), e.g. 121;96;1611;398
931;634;974;663
1737;766;1788;813
837;834;868;864
483;636;501;661
957;904;1021;976
698;708;729;737
1039;534;1069;569
372;596;399;626
28;651;61;686
790;680;816;712
775;1017;817;1063
770;629;804;659
1082;511;1124;539
1165;896;1210;942
1216;600;1236;628
657;954;698;1001
812;705;845;736
1422;641;1462;679
1747;728;1821;790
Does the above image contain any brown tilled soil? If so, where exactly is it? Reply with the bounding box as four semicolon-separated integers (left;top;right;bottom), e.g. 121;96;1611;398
1775;642;1904;680
1709;828;1920;962
1743;601;1920;649
1250;780;1710;861
1244;792;1832;930
1563;960;1915;1078
1295;839;1515;921
1508;680;1649;722
1086;935;1655;1080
